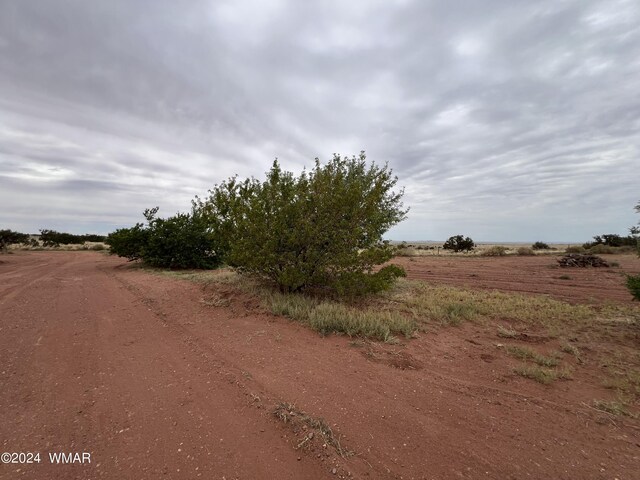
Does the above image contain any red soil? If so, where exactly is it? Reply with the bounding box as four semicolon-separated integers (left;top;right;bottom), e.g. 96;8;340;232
395;253;640;305
1;252;639;480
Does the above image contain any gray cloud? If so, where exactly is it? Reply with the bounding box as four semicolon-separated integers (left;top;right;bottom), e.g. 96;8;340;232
0;0;638;241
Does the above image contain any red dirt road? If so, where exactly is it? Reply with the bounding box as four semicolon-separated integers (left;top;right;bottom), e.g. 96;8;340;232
1;252;639;480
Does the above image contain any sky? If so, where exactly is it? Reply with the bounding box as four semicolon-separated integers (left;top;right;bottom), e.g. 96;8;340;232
0;0;638;242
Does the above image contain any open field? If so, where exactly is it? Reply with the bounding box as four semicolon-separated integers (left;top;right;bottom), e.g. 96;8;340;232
1;251;639;479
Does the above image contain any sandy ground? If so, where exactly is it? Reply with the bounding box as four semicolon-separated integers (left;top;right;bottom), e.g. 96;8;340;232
1;251;639;480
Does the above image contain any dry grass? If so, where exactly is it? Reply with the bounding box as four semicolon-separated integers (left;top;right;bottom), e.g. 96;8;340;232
505;345;560;367
514;365;572;385
389;280;610;330
158;268;639;341
267;291;415;341
273;402;351;457
592;399;636;417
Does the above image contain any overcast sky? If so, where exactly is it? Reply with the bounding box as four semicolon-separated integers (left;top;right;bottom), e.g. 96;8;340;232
1;0;638;242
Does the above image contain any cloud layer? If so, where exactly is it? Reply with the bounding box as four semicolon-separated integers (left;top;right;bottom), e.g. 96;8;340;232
1;0;638;241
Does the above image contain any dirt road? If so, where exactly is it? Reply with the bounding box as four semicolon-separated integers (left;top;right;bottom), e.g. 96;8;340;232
1;252;639;479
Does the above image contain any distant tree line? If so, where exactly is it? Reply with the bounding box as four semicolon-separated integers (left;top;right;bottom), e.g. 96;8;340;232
39;230;106;247
0;228;106;250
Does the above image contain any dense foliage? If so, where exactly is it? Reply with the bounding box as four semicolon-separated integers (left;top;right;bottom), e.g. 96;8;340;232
200;152;408;295
0;229;30;249
106;207;222;269
105;224;148;261
39;229;106;247
442;235;475;252
626;275;640;301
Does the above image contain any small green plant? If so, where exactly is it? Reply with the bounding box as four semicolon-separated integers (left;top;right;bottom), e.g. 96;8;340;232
482;246;508;256
506;345;559;367
442;235;475;253
626;274;640;301
514;365;558;384
560;342;580;357
532;241;549;250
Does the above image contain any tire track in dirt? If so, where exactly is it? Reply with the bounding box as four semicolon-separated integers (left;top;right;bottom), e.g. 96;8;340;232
0;253;336;479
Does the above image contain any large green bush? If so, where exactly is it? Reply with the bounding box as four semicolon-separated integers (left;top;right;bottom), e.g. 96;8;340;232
442;235;475;252
106;207;222;269
201;152;408;294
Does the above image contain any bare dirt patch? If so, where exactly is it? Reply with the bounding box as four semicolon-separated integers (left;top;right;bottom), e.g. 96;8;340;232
394;253;640;304
1;251;639;479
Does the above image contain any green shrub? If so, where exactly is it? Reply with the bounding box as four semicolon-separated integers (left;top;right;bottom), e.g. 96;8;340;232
627;274;640;301
588;244;615;254
482;246;508;256
442;235;475;252
532;241;549;250
106;207;222;269
0;229;30;250
200;152;407;295
584;234;637;249
106;224;148;261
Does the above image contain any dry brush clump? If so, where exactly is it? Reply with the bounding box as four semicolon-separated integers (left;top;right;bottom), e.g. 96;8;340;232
557;254;609;268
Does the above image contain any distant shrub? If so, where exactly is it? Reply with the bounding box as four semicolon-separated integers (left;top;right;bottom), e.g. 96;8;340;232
583;233;638;249
532;241;549;250
0;229;30;250
626;274;640;301
90;244;106;251
516;247;535;256
588;244;615;255
565;246;585;254
442;235;475;253
482;246;508;256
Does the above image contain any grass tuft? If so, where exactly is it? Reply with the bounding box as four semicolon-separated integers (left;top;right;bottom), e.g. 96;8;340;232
506;345;559;367
514;365;559;384
267;292;415;341
497;326;518;338
592;399;635;417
